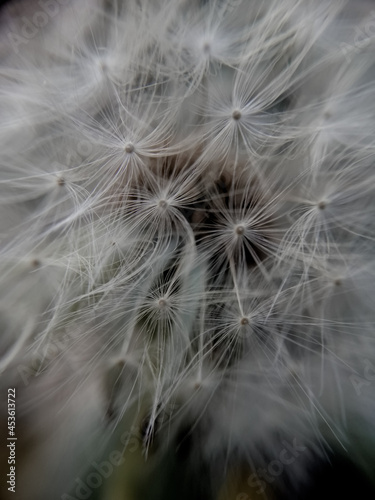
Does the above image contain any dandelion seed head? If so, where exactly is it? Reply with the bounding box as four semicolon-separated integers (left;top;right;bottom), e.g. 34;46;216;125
333;278;342;287
158;199;168;209
157;297;167;309
235;224;245;235
124;142;135;154
323;110;332;120
30;259;41;269
317;200;327;210
2;0;375;498
202;41;211;55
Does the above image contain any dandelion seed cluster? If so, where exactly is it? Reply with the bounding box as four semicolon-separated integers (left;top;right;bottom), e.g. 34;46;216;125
1;0;375;499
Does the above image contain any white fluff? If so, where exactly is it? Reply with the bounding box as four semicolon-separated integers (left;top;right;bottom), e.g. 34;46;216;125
1;1;375;498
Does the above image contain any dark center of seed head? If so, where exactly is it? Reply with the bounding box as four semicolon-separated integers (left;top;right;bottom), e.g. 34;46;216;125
318;200;326;210
125;143;134;154
159;200;168;208
240;317;249;326
100;60;108;73
235;225;245;235
158;298;167;308
232;109;242;121
202;42;211;54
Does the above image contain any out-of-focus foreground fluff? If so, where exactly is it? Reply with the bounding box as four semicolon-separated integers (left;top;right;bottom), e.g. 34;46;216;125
1;0;375;499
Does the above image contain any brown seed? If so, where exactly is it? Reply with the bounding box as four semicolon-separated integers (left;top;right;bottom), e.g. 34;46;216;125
125;143;134;154
158;298;167;308
100;61;108;73
202;42;211;54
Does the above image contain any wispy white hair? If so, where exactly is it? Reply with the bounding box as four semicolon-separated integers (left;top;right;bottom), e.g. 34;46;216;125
1;1;375;499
